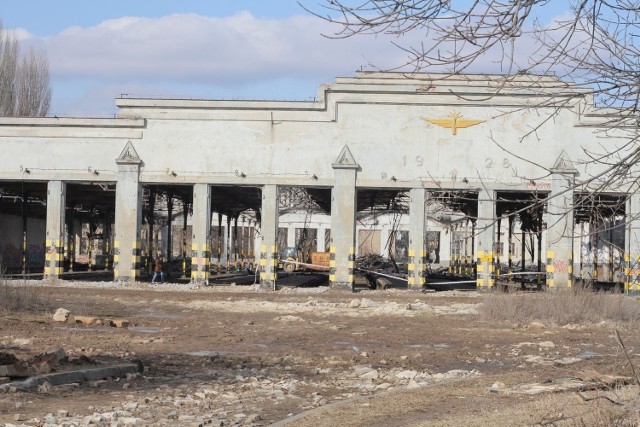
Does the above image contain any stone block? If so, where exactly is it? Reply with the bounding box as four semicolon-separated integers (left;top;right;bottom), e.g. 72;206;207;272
53;308;70;322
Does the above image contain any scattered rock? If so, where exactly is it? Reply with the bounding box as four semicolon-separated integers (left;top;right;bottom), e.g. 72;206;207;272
53;308;70;322
110;319;130;328
74;316;103;326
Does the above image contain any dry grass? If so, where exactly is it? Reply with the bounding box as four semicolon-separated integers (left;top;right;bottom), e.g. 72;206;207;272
0;263;51;314
479;285;640;326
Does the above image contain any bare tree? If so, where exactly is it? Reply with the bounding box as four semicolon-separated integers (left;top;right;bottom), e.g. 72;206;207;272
0;20;51;117
301;1;640;191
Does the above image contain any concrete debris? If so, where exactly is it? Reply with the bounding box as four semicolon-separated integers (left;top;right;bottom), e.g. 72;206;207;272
2;360;479;426
73;315;131;328
52;308;70;322
74;315;103;326
489;370;632;395
0;348;65;378
0;363;142;392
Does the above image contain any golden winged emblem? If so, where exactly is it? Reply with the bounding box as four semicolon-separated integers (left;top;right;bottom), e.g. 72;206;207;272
424;112;484;136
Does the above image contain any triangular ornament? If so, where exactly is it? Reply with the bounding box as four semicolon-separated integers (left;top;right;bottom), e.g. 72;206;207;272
332;145;359;169
116;140;142;165
552;150;576;173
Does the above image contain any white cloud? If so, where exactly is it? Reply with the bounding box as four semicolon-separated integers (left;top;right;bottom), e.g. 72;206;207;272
14;11;421;115
14;11;565;116
44;12;410;86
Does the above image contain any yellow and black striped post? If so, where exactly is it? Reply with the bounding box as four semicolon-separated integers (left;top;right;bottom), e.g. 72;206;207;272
190;242;211;284
407;248;426;288
259;244;277;287
44;239;64;278
546;251;555;288
132;241;142;280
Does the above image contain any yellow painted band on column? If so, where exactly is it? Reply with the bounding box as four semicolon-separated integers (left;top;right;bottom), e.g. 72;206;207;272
192;243;199;250
408;249;415;257
271;245;277;252
330;246;335;253
329;260;336;267
408;277;415;285
349;247;355;255
420;249;426;257
348;275;353;282
133;241;141;249
261;245;266;252
547;250;554;259
329;274;336;281
259;259;266;266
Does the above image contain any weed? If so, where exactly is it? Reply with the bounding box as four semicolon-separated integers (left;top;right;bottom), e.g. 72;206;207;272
479;285;640;326
0;259;51;313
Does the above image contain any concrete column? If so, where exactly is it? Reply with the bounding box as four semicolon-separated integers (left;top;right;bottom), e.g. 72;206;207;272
44;180;66;280
191;184;211;285
546;153;577;289
114;142;143;282
287;227;296;248
226;216;232;267
330;146;359;290
254;220;262;268
408;188;426;289
259;184;279;289
476;189;496;290
626;194;640;294
317;227;327;252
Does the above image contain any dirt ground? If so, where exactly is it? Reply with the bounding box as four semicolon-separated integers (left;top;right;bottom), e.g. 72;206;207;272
0;280;638;426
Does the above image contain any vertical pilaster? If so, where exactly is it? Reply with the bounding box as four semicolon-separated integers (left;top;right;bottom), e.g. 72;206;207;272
287;227;296;248
476;189;496;290
546;152;577;289
330;146;359;290
408;188;426;289
114;142;142;282
626;194;640;294
44;181;66;280
191;184;211;285
259;184;279;289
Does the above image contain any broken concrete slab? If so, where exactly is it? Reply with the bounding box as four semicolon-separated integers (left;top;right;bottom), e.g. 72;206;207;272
0;363;142;392
0;348;66;378
489;371;632;395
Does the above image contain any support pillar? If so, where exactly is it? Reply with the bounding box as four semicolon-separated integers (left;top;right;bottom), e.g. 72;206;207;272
546;152;577;289
114;142;143;282
259;184;279;289
44;181;66;280
330;146;359;290
408;188;426;289
191;184;211;285
626;194;640;294
476;189;496;291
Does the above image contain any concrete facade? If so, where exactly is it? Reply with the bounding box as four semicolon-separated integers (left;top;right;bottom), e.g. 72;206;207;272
0;72;635;289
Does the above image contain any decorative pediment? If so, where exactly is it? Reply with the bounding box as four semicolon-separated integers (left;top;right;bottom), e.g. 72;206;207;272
116;140;142;165
332;145;359;170
551;150;577;174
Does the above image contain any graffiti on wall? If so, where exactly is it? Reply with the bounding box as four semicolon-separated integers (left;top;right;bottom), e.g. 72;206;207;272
1;243;44;270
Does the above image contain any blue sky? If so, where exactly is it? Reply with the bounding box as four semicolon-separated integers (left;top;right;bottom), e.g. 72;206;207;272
2;1;567;117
